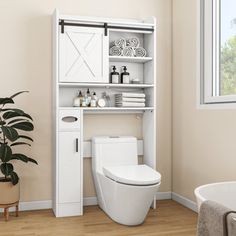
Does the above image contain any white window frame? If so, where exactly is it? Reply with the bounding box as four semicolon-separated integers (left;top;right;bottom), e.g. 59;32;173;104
198;0;236;107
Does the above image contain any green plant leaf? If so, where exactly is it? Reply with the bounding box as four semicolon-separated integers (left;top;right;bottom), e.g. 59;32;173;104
10;142;31;147
0;98;14;105
28;157;38;165
0;144;12;162
0;163;14;176
1;126;18;141
10;91;29;99
11;153;28;162
3;111;33;121
17;135;33;142
1;108;24;114
0;121;6;126
11;122;34;131
10;172;19;185
8;118;28;125
11;153;38;165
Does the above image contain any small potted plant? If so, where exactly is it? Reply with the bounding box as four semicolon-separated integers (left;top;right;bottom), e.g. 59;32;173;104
0;91;38;206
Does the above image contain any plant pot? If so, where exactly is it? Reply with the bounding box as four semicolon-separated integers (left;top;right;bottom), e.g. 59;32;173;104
0;179;20;205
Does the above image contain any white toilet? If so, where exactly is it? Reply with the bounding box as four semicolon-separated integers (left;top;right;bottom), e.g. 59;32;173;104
92;136;161;226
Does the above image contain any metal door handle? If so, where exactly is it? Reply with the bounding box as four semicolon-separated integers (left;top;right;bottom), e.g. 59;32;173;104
76;138;79;153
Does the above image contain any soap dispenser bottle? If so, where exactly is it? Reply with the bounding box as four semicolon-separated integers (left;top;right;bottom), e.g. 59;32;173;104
111;66;119;84
73;90;83;107
86;89;92;107
121;66;130;84
90;92;97;107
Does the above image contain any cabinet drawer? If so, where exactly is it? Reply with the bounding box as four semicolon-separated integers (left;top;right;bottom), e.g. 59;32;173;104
59;109;80;131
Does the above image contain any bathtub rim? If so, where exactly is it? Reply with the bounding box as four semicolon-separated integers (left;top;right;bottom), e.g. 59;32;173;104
194;181;236;204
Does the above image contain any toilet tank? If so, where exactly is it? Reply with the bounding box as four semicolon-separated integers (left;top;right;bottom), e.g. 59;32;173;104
92;136;138;173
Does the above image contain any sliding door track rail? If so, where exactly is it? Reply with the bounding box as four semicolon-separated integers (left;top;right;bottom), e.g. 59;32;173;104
59;20;154;35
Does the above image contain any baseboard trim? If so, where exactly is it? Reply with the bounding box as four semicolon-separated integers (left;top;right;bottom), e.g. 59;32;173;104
156;191;172;200
172;192;198;212
83;197;98;206
0;192;197;213
0;200;52;213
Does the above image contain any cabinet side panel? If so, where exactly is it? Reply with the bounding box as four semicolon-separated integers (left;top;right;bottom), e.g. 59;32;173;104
52;9;59;216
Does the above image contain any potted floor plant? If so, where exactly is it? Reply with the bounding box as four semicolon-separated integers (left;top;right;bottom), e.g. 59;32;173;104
0;91;38;205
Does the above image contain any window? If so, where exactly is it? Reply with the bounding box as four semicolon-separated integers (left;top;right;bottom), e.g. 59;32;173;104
200;0;236;104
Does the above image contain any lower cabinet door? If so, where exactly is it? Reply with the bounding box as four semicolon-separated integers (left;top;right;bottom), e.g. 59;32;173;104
58;132;81;203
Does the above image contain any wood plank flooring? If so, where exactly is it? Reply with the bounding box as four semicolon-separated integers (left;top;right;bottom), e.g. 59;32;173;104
0;200;197;236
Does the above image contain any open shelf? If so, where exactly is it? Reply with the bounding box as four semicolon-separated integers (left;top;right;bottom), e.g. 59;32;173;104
59;82;154;88
109;56;153;63
59;106;154;113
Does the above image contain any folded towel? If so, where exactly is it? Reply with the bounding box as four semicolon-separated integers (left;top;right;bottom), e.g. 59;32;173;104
197;200;236;236
110;38;126;48
115;102;145;107
122;46;134;57
115;93;146;98
109;46;123;56
115;97;146;102
134;47;147;57
126;37;140;48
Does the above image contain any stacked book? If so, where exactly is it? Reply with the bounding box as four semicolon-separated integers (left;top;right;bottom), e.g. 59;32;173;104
115;93;146;107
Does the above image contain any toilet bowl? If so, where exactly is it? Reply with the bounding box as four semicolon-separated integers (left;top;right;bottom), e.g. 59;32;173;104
92;136;161;226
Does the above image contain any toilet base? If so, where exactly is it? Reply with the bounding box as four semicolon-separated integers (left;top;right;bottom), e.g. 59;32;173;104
95;173;161;226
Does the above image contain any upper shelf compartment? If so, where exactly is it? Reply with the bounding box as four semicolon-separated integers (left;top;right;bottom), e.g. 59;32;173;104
109;56;152;63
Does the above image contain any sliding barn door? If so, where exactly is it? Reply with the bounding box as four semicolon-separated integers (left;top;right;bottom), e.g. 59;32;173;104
59;26;108;83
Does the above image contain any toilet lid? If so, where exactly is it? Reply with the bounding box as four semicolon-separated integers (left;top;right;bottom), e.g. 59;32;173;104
103;165;161;186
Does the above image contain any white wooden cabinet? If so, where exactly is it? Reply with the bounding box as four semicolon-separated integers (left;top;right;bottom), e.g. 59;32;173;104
55;109;83;217
53;9;156;217
58;132;81;204
59;26;108;83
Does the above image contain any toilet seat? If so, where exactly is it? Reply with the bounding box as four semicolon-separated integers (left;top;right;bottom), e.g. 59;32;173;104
103;164;161;186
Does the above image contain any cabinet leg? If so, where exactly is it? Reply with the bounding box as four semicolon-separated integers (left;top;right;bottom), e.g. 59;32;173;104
5;208;9;221
16;204;19;217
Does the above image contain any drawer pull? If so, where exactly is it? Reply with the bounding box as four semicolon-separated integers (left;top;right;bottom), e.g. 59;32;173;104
62;116;78;123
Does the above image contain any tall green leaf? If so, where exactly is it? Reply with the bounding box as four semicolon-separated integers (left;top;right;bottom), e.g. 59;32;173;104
10;91;29;99
3;111;33;121
11;153;37;165
10;142;31;147
11;122;34;131
10;172;19;185
0;98;14;105
17;135;33;142
0;121;6;126
1;108;24;114
1;126;18;141
8;118;27;125
0;163;14;176
27;157;38;165
0;144;12;162
11;153;28;162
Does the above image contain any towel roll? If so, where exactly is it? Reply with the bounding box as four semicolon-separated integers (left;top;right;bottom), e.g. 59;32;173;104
110;38;126;48
134;47;147;57
126;37;140;48
109;46;123;56
122;46;134;57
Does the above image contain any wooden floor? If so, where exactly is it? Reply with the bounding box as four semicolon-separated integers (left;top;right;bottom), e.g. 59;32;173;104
0;200;197;236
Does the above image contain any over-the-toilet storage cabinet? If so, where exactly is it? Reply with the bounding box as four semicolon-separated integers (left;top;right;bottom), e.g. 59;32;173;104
52;9;156;217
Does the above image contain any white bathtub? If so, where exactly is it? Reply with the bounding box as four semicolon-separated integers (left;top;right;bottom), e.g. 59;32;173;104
194;181;236;211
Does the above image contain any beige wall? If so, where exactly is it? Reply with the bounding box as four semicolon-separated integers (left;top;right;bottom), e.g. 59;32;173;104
172;0;236;201
0;0;172;201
